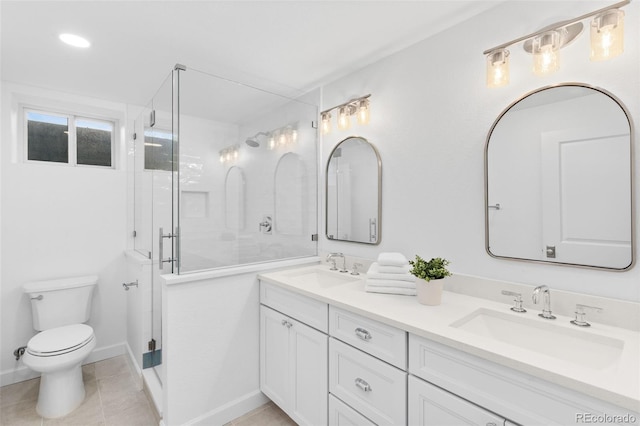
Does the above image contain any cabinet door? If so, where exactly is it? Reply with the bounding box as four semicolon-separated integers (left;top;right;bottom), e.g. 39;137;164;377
409;375;505;426
260;305;290;409
329;394;376;426
289;316;328;426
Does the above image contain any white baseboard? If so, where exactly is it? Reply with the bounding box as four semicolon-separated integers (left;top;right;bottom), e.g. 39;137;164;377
183;390;269;426
1;342;127;387
142;368;163;417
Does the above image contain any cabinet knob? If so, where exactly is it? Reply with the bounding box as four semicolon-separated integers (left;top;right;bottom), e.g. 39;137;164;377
281;319;293;328
355;328;372;341
355;377;372;392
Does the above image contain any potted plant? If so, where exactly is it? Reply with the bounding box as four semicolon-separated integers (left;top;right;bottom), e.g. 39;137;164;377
408;255;451;305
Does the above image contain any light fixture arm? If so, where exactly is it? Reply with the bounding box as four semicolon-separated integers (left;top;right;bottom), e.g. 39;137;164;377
320;94;371;116
483;0;630;55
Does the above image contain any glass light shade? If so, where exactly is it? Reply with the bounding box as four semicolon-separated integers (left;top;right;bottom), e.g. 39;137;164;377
291;129;298;143
357;99;370;125
268;135;276;150
233;149;238;160
219;153;225;163
321;112;331;135
486;49;510;88
532;31;560;75
337;106;351;130
590;9;624;61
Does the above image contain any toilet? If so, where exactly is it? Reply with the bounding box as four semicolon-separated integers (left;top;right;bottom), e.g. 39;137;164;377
22;275;98;418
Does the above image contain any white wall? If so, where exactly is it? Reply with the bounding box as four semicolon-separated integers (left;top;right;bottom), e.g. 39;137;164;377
0;82;129;385
319;0;640;302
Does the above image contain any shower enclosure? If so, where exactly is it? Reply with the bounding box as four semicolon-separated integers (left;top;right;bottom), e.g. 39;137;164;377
133;65;318;381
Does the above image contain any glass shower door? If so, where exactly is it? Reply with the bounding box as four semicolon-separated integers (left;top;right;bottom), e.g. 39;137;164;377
133;70;174;382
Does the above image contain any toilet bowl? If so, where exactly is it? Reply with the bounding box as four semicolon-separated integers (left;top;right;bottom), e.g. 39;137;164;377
22;324;96;418
22;275;98;419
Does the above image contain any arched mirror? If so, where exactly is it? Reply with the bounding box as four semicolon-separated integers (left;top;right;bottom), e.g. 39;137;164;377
224;166;245;231
326;136;381;244
485;83;633;270
274;152;306;235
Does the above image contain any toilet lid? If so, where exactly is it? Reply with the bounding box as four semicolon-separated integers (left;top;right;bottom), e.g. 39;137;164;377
28;324;94;356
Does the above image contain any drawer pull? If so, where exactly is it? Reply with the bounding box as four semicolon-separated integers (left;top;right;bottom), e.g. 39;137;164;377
355;378;372;392
355;328;372;341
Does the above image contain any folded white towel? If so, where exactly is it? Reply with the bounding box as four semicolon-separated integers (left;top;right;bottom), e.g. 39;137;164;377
365;285;416;296
367;263;415;282
377;264;412;274
365;278;416;289
377;252;409;267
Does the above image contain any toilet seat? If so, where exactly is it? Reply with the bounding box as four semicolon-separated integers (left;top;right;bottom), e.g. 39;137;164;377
27;324;94;357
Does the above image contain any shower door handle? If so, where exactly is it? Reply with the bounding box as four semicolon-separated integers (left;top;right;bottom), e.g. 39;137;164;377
158;227;175;270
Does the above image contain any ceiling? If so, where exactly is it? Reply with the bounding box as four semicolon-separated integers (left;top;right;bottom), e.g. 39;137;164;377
1;1;500;109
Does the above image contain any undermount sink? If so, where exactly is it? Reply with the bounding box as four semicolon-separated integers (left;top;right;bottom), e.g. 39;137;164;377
450;308;624;369
283;267;361;287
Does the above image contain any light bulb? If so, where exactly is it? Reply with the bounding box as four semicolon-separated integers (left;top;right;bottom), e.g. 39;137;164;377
337;106;351;131
278;132;286;146
532;31;560;76
268;135;275;150
591;9;624;61
291;129;298;143
357;99;370;125
321;112;331;135
233;149;238;160
486;49;510;88
219;153;225;163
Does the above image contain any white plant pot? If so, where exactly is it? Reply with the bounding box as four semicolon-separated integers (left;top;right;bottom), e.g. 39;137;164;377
416;278;444;306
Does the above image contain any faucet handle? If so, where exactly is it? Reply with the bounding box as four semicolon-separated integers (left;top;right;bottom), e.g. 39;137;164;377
571;304;603;327
351;262;363;276
501;290;526;313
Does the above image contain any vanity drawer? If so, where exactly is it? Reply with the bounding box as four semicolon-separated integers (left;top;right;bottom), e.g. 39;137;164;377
329;394;377;426
260;281;328;332
329;338;407;426
329;306;407;369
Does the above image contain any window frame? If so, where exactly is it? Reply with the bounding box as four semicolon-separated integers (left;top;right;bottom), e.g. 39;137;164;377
23;106;117;169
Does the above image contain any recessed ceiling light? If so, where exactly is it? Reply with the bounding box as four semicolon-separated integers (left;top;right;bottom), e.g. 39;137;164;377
59;33;90;48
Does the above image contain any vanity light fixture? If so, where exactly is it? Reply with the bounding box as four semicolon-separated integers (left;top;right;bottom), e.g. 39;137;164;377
320;94;371;135
219;145;239;164
484;0;629;87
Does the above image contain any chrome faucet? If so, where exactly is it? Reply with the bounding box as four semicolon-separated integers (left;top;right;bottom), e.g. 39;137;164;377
532;285;556;320
326;253;347;273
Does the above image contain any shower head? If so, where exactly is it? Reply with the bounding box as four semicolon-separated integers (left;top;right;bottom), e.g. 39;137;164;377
245;137;260;148
244;132;269;148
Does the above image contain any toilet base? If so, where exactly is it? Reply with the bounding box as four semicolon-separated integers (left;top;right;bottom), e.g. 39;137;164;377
36;363;86;418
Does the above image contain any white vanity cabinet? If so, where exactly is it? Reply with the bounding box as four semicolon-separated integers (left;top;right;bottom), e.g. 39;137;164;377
408;375;509;426
328;306;407;426
259;283;329;426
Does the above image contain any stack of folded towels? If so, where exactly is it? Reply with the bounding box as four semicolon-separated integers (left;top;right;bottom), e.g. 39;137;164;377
365;252;416;296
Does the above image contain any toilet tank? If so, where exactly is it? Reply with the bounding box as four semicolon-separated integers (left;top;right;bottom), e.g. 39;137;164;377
23;275;98;331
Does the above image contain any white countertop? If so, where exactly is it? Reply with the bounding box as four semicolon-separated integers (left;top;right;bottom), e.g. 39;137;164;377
258;264;640;413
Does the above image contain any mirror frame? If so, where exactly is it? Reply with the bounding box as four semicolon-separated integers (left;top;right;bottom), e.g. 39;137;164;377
325;136;382;245
484;82;635;271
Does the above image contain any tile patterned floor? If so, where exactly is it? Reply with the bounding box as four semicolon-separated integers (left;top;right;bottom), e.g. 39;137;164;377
224;402;297;426
0;355;296;426
0;355;159;426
